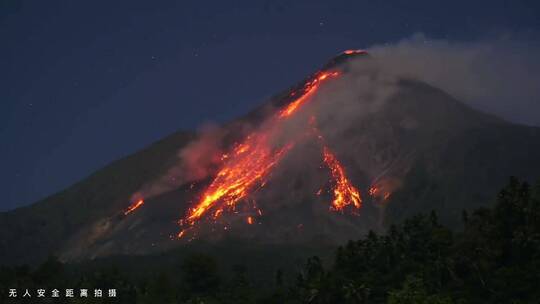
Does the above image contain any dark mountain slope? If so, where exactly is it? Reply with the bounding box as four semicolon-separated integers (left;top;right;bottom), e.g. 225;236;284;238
1;52;539;265
387;123;540;226
0;131;194;265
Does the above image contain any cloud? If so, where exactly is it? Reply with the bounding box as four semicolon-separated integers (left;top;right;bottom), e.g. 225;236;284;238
365;33;540;126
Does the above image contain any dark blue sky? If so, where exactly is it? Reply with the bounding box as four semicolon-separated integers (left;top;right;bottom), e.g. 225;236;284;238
1;0;539;211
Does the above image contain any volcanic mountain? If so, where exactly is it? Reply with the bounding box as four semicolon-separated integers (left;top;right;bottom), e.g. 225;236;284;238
2;51;540;265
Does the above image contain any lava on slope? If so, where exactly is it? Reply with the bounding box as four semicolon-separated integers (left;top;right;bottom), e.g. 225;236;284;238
309;116;362;212
124;199;144;215
176;53;368;238
178;70;343;237
343;49;368;55
322;146;362;212
123;50;369;240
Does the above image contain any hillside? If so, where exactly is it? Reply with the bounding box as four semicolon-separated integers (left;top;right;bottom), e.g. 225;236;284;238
1;51;540;265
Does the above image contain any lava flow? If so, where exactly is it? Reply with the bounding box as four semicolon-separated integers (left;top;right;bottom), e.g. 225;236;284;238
178;70;344;233
279;71;339;118
309;116;362;212
186;137;293;222
124;199;144;215
174;53;367;237
343;49;368;55
323;146;362;211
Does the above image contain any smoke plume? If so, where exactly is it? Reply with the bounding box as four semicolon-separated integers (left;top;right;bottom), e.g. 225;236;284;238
366;33;540;126
130;124;225;202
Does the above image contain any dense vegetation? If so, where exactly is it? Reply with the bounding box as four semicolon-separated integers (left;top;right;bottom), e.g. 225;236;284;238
1;177;539;303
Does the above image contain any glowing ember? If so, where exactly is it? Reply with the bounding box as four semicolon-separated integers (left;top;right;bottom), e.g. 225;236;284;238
343;49;367;55
213;209;223;219
368;185;391;201
124;199;144;215
309;116;362;212
247;216;254;225
177;230;186;238
322;146;362;211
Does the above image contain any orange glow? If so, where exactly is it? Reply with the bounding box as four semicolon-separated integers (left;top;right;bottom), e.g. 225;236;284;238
343;49;367;55
213;209;223;218
177;230;186;238
279;71;339;118
176;68;363;239
323;146;362;211
309;116;361;212
186;140;293;223
180;71;340;231
124;199;144;215
369;185;391;201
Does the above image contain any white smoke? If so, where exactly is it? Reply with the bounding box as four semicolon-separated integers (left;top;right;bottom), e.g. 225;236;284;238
130;124;225;202
366;33;540;126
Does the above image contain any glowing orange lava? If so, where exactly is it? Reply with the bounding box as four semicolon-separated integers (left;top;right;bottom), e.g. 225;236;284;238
279;71;339;118
322;146;362;211
308;116;362;213
176;63;365;238
177;230;186;238
186;139;293;223
343;49;368;55
368;185;391;201
124;199;144;215
181;71;340;228
123;50;373;241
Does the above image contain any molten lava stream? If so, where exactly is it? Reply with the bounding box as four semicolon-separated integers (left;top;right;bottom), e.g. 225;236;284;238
322;146;362;211
186;139;293;224
309;117;362;212
178;70;341;237
124;199;144;215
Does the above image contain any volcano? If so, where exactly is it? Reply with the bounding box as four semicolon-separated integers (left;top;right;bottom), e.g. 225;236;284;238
2;50;540;265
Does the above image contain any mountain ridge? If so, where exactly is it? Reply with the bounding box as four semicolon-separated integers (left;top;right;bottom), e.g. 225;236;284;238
2;52;539;265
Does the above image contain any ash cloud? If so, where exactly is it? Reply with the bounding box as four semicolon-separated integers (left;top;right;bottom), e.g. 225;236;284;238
365;33;540;126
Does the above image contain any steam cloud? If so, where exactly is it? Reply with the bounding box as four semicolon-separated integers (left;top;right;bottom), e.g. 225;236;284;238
366;33;540;126
130;124;225;202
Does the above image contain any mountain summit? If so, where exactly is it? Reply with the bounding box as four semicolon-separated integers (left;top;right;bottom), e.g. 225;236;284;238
1;50;540;264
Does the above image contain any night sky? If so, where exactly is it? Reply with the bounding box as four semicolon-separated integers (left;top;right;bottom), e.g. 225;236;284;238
2;0;539;211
